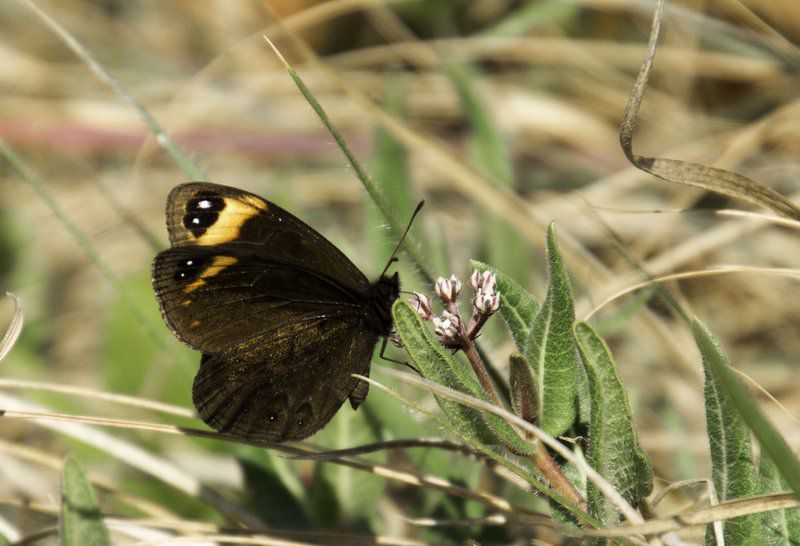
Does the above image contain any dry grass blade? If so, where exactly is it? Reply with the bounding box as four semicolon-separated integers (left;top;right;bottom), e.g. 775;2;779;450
0;379;194;417
0;293;23;363
619;0;800;220
581;493;799;538
586;265;800;320
0;403;551;522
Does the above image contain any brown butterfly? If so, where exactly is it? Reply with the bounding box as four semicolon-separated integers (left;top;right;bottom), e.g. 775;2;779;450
152;182;411;442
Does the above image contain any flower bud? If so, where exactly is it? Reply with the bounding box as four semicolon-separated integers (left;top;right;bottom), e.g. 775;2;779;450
474;291;501;315
449;274;462;298
435;276;458;303
432;315;459;342
408;292;433;320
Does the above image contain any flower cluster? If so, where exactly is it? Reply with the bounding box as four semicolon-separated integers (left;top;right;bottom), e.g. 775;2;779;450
409;270;501;348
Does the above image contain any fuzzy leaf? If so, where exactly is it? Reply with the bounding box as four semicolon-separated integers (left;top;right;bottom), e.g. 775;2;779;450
392;300;533;455
759;454;800;545
471;260;538;351
693;320;761;545
509;352;538;425
60;455;110;546
525;224;578;437
574;321;653;526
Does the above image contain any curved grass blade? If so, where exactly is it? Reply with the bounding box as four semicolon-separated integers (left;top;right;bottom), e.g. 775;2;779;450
60;454;110;546
620;0;800;220
759;454;800;545
392;301;534;455
693;320;761;545
574;321;653;527
0;293;23;363
471;260;538;351
525;224;578;437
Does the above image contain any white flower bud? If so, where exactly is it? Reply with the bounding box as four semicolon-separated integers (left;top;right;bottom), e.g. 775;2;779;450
408;292;432;319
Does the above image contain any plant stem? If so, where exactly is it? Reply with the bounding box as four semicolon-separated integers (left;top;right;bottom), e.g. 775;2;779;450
448;302;503;407
533;442;587;511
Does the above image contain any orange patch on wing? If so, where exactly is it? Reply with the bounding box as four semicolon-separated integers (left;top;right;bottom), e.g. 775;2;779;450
194;197;267;245
182;256;239;294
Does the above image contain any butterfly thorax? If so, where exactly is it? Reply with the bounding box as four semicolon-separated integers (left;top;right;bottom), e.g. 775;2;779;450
367;271;399;335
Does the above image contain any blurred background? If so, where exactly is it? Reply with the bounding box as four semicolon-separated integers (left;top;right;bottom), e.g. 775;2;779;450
0;0;799;543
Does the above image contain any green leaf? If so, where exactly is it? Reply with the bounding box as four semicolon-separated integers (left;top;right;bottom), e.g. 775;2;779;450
509;352;537;424
60;455;110;546
471;260;538;351
449;63;531;287
693;320;800;499
574;321;653;526
525;224;578;437
759;454;800;545
237;448;309;529
693;320;761;545
392;300;534;455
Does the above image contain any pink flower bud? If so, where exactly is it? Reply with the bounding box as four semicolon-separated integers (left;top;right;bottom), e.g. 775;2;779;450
449;274;462;298
470;270;482;291
474;291;501;315
433;315;459;342
435;276;459;303
408;292;433;320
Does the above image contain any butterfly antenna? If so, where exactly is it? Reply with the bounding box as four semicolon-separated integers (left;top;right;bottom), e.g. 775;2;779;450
380;200;425;277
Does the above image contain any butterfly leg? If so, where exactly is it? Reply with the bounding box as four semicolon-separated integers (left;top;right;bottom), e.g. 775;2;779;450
378;336;421;376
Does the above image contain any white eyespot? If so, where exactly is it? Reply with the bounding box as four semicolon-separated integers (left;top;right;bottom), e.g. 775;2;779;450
186;260;193;266
197;199;213;209
191;217;200;225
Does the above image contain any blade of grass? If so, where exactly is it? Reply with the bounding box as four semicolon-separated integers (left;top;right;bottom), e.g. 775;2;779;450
0;293;23;363
264;37;433;285
620;0;800;220
18;0;205;181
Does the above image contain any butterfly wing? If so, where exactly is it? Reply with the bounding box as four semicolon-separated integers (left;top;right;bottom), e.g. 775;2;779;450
164;182;370;293
192;314;378;442
153;182;373;354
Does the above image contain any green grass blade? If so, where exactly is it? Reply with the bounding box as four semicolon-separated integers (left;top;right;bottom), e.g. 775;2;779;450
759;454;800;545
471;260;538;351
392;300;534;455
449;63;532;286
482;0;579;37
574;321;653;526
271;44;433;284
525;224;578;437
60;455;110;546
693;319;761;545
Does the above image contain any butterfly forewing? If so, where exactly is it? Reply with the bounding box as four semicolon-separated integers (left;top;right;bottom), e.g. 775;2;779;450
165;182;370;293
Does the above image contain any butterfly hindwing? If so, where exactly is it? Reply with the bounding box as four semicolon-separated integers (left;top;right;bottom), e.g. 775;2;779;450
152;244;364;353
192;315;378;442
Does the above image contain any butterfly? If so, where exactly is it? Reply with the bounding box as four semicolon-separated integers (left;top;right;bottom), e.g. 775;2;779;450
151;182;411;442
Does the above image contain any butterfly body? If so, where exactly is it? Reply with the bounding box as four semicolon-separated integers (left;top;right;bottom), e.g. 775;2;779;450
152;182;398;442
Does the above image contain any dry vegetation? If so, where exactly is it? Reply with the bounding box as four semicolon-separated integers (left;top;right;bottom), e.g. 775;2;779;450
0;0;799;544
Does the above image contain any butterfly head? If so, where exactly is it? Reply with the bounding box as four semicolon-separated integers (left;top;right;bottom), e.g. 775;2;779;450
369;271;400;334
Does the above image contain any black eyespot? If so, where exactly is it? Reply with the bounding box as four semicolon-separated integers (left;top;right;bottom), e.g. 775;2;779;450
172;255;210;283
184;194;225;237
